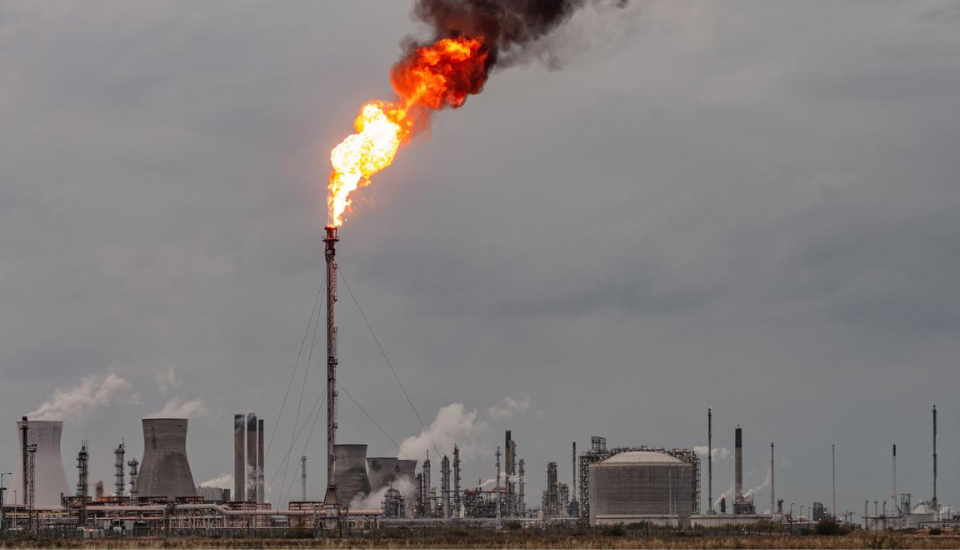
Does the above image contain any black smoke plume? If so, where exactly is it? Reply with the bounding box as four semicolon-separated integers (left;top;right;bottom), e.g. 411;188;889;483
412;0;630;69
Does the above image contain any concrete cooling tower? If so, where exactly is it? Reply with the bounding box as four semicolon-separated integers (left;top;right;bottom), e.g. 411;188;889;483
137;418;197;499
6;420;72;508
367;457;400;494
333;444;371;506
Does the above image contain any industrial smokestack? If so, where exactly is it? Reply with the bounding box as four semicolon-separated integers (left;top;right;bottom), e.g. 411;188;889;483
246;413;257;502
136;418;197;499
708;408;713;514
892;444;897;516
258;418;265;503
7;419;71;508
233;414;245;502
932;405;938;511
832;443;836;518
770;442;775;515
735;426;743;503
323;226;340;509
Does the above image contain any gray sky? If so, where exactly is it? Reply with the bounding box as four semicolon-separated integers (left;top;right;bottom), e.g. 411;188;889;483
2;1;960;516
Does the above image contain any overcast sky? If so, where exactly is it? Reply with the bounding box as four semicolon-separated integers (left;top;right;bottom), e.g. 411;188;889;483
2;0;960;516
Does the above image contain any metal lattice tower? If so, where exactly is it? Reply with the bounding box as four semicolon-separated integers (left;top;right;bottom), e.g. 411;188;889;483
114;441;125;497
323;226;340;509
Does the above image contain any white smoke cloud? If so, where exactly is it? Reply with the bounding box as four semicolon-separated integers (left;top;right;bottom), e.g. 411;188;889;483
145;397;211;419
398;403;488;461
155;366;182;395
26;373;132;420
200;472;233;489
486;394;531;421
348;476;415;511
743;468;771;499
694;446;731;461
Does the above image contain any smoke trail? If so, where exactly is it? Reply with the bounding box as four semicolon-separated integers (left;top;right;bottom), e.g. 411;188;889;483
397;403;488;461
412;0;631;69
26;373;131;420
349;477;416;510
145;397;211;419
199;472;234;489
694;446;731;461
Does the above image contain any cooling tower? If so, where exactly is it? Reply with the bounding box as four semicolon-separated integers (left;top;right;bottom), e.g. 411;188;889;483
367;457;401;493
396;459;418;515
333;444;371;506
137;418;197;499
6;420;71;508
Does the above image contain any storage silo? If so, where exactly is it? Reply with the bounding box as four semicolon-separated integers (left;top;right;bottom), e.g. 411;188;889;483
588;450;698;526
137;418;197;499
6;420;72;508
333;444;371;507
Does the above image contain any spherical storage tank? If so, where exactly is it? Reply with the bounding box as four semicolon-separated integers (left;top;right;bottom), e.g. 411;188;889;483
588;451;697;525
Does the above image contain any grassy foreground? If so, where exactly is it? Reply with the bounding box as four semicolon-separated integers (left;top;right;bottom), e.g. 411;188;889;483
2;533;960;549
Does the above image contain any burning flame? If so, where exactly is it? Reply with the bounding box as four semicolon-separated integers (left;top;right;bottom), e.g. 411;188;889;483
328;37;488;226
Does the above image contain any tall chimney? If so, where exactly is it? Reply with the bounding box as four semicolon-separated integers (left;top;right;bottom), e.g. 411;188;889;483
257;418;265;503
21;417;28;509
770;441;775;515
571;442;577;511
832;444;836;518
932;405;938;512
301;455;307;502
234;414;245;502
323;226;340;509
708;408;713;513
892;444;897;516
246;413;257;502
422;452;431;517
735;426;742;503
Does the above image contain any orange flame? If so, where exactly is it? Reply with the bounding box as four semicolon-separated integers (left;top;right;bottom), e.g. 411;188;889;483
328;37;488;226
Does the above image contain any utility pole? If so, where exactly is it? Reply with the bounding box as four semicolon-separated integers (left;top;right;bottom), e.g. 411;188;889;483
892;444;897;516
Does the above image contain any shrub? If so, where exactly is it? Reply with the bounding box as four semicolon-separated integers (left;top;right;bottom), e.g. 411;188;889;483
815;518;841;536
929;527;943;536
602;524;626;537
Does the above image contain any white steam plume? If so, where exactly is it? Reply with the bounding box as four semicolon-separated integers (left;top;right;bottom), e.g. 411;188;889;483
486;394;531;421
349;477;415;511
26;373;131;420
694;446;731;461
155;366;182;395
397;396;534;462
200;472;234;489
398;403;488;461
145;397;211;419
